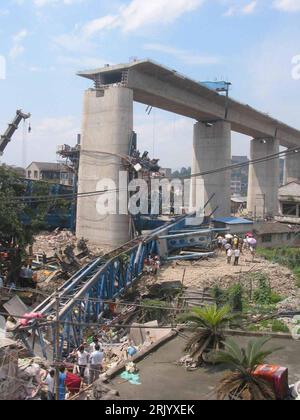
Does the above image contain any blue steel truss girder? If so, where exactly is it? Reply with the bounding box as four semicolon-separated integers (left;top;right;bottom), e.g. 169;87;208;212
15;214;189;360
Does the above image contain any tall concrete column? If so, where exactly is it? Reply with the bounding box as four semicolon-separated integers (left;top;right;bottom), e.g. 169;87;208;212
247;138;280;218
76;87;133;247
284;150;300;184
191;120;231;217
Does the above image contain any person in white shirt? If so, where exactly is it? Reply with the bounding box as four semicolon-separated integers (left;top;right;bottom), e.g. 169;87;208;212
77;345;89;379
43;369;55;400
89;345;104;384
234;249;240;266
226;248;232;264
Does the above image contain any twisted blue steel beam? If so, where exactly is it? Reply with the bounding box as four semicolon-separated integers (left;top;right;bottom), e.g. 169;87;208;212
16;214;191;360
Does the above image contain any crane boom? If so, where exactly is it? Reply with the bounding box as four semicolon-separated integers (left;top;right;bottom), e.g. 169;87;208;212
0;109;31;156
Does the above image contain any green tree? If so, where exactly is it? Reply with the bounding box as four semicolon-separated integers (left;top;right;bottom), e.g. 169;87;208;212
178;304;239;365
0;166;58;277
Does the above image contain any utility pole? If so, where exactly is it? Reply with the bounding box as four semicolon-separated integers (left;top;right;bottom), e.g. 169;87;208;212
55;289;60;401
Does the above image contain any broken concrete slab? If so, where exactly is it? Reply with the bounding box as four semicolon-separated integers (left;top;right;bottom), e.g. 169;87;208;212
129;323;144;346
4;295;29;320
129;321;172;348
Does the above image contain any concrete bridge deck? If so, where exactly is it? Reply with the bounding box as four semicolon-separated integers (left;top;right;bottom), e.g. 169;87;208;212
76;60;300;246
78;60;300;148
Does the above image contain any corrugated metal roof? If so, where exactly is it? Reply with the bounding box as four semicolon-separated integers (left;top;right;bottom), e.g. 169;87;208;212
213;217;253;225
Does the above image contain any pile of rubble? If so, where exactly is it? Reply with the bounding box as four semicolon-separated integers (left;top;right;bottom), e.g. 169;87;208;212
0;337;50;401
32;229;112;259
86;378;120;401
32;229;77;257
158;253;298;298
276;295;300;312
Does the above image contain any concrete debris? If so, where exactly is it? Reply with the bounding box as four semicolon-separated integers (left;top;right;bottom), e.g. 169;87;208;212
291;382;300;400
33;229;112;260
0;339;32;400
276;296;300;312
178;355;198;370
87;379;120;401
3;295;29;321
32;229;77;257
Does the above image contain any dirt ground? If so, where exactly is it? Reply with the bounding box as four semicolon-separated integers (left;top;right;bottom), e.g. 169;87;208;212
156;249;298;298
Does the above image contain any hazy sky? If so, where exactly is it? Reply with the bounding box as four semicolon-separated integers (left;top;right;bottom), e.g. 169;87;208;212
0;0;299;170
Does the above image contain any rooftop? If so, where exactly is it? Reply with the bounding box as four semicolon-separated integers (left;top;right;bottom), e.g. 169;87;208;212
213;217;253;225
27;162;71;172
254;222;300;235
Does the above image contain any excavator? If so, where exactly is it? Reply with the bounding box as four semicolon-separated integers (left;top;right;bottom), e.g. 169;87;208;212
0;109;31;156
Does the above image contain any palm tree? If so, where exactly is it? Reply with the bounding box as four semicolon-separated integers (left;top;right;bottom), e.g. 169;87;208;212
215;336;280;400
178;304;238;365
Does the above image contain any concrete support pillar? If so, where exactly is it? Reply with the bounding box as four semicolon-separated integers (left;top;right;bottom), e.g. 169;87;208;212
247;138;280;219
284;150;300;184
191;120;231;218
76;87;133;247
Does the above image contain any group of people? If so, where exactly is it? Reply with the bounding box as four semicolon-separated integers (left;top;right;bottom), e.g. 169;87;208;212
70;336;105;384
43;336;105;401
144;254;161;275
217;233;257;266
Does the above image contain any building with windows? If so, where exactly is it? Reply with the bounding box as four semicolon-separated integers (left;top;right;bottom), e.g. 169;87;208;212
26;162;74;186
212;216;253;235
276;181;300;224
254;222;300;248
231;180;242;195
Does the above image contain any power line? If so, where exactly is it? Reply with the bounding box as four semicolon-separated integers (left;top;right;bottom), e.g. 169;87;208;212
179;146;300;180
4;146;299;205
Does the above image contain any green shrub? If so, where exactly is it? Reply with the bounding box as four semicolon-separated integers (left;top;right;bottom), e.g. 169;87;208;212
293;268;300;288
270;292;284;304
249;319;290;333
211;284;244;312
257;247;300;288
226;284;244;312
253;274;272;305
271;320;290;334
211;285;225;307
